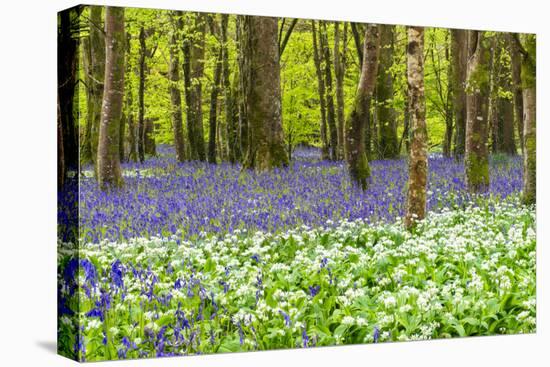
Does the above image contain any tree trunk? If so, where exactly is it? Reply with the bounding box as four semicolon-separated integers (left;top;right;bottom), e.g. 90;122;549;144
311;20;329;160
508;33;524;154
236;15;249;160
168;23;186;162
97;6;124;190
242;16;288;170
451;29;467;158
138;26;146;163
320;21;338;161
521;34;536;205
181;14;207;161
119;113;126;162
487;34;501;154
57;94;65;189
404;26;428;230
442;33;453;158
399;58;411;154
81;36;93;164
221;14;239;163
376;24;398;159
311;21;329;160
144;118;156;155
345;24;380;190
58;8;80;172
192;14;207;161
350;22;364;69
208;41;223;163
89;7;106;170
465;30;490;192
125;32;137;163
334;22;347;160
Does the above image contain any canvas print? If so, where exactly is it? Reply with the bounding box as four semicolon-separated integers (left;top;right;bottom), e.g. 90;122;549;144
57;4;536;362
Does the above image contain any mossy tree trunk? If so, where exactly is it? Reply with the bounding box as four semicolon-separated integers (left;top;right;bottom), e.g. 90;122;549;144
465;30;490;192
376;24;398;159
404;26;428;230
124;32;137;163
442;32;454;158
181;13;207;161
451;29;467;158
137;26;146;163
508;33;524;155
57;94;65;189
81;36;93;164
97;6;124;190
168;17;186;163
221;14;240;164
144;118;156;155
191;14;207;161
311;20;330;160
88;7;105;168
345;24;380;190
320;21;338;161
487;33;515;155
58;7;81;173
208;18;223;164
350;22;364;69
487;34;501;154
334;22;347;160
520;34;536;205
242;16;288;171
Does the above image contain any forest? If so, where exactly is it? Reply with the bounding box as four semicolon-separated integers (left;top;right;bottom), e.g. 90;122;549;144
57;5;536;362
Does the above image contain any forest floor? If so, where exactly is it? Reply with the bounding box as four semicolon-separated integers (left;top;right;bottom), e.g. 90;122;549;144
57;147;536;361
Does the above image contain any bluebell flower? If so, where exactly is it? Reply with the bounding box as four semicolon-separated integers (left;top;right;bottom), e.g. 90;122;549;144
309;285;321;297
85;307;104;321
238;322;244;345
279;310;291;327
111;259;124;289
302;327;309;348
373;326;380;343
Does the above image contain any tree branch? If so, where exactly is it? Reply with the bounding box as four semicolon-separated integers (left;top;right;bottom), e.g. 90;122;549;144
279;18;299;57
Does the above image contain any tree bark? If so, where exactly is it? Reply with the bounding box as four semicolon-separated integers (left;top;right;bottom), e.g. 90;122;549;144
350;22;364;69
97;6;124;190
521;34;536;205
376;24;399;159
192;14;207;161
57;94;65;189
125;32;137;163
334;22;347;160
242;16;288;170
487;34;501;154
221;14;239;163
181;14;207;161
137;26;146;163
320;21;338;161
345;24;380;190
58;8;80;172
168;20;186;162
508;33;524;154
404;26;428;230
311;21;329;160
208;32;223;164
279;18;299;57
81;36;93;164
144;118;156;155
465;30;490;192
442;32;453;158
451;29;467;158
236;16;249;161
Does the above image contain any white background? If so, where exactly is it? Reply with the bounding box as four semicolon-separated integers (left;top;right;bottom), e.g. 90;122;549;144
0;0;547;365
